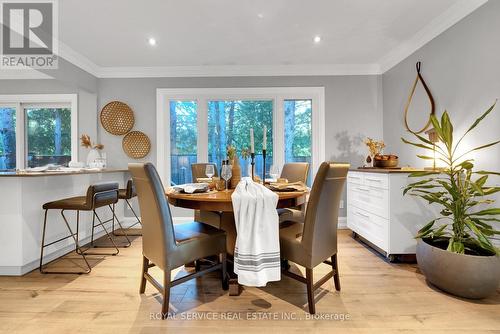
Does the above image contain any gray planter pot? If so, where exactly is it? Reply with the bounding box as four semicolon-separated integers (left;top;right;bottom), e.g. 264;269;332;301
416;238;500;299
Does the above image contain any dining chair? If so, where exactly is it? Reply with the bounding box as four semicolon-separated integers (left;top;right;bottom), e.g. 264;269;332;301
278;162;310;223
191;163;222;228
129;163;228;318
279;161;349;314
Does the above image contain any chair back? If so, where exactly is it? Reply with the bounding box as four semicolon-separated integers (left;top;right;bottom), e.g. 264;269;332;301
124;179;137;198
129;163;176;268
191;163;218;182
86;182;119;209
281;162;309;183
301;162;349;267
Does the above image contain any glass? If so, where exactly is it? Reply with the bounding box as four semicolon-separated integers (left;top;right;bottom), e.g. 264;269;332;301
169;100;197;185
205;164;215;179
269;165;279;181
0;107;16;170
221;164;232;191
284;99;312;185
208;100;273;178
25;107;72;168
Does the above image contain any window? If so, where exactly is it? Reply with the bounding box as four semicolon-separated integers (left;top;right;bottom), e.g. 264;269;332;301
284;99;312;185
0;95;78;170
0;107;16;171
208;100;273;177
157;88;324;186
26;106;72;168
169;101;197;185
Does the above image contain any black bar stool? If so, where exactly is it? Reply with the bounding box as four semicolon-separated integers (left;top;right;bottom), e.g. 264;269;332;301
39;182;126;274
112;179;142;236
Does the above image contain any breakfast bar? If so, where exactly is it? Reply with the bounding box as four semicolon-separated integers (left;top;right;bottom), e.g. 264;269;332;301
0;169;130;275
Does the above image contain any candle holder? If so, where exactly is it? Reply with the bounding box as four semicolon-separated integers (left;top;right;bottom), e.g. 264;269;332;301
250;152;255;181
262;149;266;185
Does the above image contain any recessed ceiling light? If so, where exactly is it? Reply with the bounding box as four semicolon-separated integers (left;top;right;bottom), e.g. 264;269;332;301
148;37;157;46
313;35;321;43
257;13;264;19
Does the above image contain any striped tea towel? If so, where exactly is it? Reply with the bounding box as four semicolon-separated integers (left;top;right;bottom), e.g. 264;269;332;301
231;177;280;286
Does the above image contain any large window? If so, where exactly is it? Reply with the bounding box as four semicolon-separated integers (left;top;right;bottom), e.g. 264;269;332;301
208;100;273;178
169;101;197;185
284;99;312;184
0;107;16;171
0;95;77;170
157;88;324;186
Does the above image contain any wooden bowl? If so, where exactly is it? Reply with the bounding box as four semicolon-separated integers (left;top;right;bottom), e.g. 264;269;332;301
373;157;399;168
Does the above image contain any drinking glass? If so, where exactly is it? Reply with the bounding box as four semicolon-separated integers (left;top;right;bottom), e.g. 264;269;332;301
269;165;280;181
205;164;215;179
221;164;232;191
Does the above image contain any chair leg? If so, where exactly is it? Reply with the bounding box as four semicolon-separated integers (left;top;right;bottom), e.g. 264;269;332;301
140;256;148;294
305;268;315;314
332;254;341;291
90;210;119;255
109;204;132;247
39;210;49;273
126;199;142;227
221;252;229;291
161;269;171;319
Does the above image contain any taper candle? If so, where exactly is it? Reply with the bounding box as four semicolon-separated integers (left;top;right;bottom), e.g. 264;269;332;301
263;125;267;150
250;128;255;153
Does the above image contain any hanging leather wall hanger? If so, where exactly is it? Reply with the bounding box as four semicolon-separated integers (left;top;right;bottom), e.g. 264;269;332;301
403;61;435;134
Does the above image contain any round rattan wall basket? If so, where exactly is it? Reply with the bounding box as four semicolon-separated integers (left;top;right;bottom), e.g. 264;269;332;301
100;101;135;135
122;131;151;159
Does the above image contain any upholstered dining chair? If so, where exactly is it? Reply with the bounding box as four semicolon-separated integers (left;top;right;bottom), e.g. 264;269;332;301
279;161;349;314
278;162;310;223
192;163;222;229
129;163;228;318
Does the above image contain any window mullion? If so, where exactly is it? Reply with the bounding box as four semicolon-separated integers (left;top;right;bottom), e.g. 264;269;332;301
197;97;208;163
15;102;25;169
274;96;285;170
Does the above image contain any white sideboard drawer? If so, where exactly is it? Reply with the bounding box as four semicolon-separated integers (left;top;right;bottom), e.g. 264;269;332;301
348;184;389;219
348;206;388;251
363;173;389;190
347;173;364;186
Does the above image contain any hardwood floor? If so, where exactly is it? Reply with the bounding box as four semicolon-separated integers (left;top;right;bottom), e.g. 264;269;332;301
1;230;499;333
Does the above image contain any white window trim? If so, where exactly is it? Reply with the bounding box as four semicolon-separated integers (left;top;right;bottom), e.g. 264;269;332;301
156;87;325;185
0;94;78;169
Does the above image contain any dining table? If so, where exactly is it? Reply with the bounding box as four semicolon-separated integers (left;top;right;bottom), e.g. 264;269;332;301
165;187;308;295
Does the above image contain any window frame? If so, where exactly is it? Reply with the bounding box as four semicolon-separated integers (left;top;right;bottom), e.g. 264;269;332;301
0;94;78;169
157;87;325;185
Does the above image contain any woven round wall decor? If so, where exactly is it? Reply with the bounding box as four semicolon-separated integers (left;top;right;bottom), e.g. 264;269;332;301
122;131;151;159
100;101;135;135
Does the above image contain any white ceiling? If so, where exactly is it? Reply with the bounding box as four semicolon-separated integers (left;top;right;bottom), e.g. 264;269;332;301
55;0;487;77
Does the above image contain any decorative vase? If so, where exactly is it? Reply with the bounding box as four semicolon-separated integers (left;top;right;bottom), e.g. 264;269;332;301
230;156;241;189
86;148;101;167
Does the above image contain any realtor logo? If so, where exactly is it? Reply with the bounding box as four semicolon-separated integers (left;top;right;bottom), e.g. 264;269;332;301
1;0;58;69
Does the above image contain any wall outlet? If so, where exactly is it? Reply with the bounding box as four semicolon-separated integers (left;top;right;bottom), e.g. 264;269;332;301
339;200;344;209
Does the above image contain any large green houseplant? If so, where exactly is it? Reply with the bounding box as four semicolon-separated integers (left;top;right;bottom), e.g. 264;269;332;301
402;101;500;299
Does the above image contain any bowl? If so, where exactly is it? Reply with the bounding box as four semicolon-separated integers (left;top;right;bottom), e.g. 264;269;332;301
373;155;399;168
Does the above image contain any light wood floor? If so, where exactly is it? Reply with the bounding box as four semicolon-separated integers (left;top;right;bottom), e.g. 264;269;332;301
1;230;499;334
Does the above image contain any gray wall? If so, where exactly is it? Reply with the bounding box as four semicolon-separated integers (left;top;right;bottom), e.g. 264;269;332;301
0;58;99;160
382;0;500;211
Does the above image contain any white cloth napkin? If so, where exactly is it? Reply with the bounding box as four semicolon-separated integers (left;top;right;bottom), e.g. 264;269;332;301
231;177;280;286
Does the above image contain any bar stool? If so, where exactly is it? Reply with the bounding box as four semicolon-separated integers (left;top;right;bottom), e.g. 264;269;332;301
112;179;142;236
39;182;125;274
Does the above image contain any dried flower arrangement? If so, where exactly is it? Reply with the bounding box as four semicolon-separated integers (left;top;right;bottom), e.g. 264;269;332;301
80;134;104;150
227;145;237;160
364;137;385;156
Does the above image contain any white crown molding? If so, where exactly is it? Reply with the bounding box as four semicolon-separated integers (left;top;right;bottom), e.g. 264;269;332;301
97;63;381;78
378;0;488;73
31;0;486;79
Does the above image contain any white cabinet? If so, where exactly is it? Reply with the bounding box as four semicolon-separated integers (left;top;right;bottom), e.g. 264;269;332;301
347;170;436;261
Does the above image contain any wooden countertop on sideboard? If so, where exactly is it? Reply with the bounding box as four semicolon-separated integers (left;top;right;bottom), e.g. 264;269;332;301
349;167;427;174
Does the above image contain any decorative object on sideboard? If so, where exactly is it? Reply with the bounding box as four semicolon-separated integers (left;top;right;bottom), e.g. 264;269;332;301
80;134;104;167
122;131;151;159
403;61;435;134
100;101;135;135
402;101;500;299
373;154;399;168
364;137;385;167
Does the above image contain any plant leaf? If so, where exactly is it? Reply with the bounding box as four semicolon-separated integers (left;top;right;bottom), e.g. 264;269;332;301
401;137;435;151
465;220;497;254
463;101;497;136
416;219;437;238
470;208;500;216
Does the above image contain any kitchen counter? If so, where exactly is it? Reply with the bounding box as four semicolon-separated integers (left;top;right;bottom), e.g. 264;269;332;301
0;169;132;275
0;168;128;177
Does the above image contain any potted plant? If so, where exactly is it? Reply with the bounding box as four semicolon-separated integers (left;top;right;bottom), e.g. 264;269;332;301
402;102;500;299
